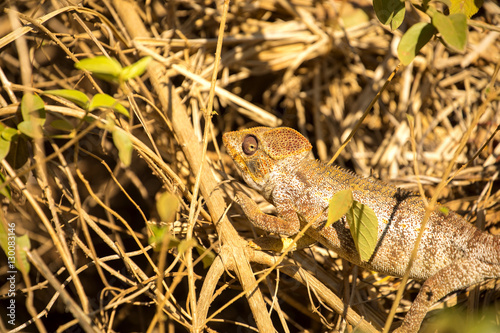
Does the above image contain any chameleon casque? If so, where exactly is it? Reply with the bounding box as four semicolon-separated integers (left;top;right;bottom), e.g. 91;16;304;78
222;126;500;332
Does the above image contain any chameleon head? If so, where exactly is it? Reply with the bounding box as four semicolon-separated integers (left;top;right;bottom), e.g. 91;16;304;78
223;127;312;192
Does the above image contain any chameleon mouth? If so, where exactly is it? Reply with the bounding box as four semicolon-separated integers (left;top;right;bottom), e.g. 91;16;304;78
222;132;246;170
221;132;234;155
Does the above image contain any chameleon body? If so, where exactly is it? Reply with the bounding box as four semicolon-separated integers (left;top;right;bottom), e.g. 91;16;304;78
222;126;500;332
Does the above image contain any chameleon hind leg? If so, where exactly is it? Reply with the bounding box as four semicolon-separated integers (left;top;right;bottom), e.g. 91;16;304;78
394;257;496;333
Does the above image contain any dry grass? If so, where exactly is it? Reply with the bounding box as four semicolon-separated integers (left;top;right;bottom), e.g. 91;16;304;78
0;0;499;332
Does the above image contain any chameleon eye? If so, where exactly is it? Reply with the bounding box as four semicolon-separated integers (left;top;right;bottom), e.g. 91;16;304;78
242;134;258;156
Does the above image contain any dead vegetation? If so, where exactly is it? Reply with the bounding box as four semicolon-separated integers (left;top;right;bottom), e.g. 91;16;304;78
0;0;499;332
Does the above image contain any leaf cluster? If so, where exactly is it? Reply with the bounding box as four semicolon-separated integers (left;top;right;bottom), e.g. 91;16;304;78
374;0;483;64
0;56;151;269
327;189;378;262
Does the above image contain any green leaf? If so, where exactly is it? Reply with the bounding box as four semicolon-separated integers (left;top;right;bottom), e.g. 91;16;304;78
157;192;180;223
89;94;129;117
346;200;378;262
341;8;370;29
195;245;215;268
2;128;18;141
5;135;29;170
112;127;133;166
449;0;483;18
326;189;354;228
83;115;95;124
0;137;11;161
16;234;31;273
21;94;46;125
149;224;175;250
104;115;116;132
178;238;197;254
432;12;468;52
18;120;43;139
0;125;16;161
398;22;436;65
0;218;31;273
50;119;75;132
0;172;11;199
44;89;89;109
75;56;123;83
373;0;406;30
120;56;152;82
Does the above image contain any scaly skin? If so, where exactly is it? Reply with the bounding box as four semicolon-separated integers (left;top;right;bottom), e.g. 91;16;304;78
223;126;500;332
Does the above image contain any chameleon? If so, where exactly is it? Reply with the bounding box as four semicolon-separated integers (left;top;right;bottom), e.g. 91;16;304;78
222;126;500;332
